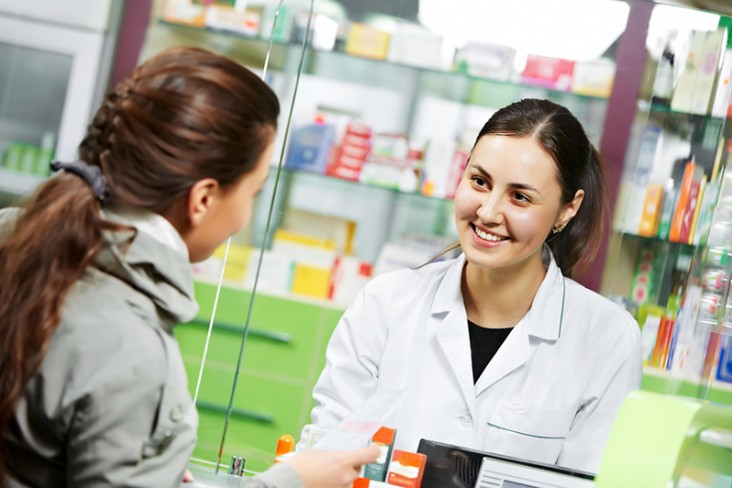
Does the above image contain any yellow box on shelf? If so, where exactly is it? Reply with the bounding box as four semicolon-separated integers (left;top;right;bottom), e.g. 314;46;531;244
212;243;252;282
273;229;335;250
291;263;331;299
272;229;336;299
345;23;390;60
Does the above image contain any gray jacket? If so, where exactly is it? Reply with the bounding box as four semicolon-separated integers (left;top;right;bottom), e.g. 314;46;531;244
0;207;301;488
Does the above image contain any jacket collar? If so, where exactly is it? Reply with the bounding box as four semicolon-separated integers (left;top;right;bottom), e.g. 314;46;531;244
430;245;565;341
94;207;198;328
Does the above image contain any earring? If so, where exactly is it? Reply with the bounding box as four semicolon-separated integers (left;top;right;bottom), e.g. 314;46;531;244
552;223;566;234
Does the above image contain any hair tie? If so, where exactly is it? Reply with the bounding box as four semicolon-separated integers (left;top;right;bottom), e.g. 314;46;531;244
50;160;110;204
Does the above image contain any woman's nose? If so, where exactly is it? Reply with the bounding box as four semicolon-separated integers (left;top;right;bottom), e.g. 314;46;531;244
476;194;504;224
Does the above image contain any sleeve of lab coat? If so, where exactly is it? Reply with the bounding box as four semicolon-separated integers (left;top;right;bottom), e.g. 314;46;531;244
557;312;642;474
298;277;390;450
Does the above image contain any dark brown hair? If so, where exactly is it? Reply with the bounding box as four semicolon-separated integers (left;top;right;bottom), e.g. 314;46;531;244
475;98;606;277
0;46;279;481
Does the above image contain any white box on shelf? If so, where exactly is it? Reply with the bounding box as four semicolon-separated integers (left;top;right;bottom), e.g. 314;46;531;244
690;28;727;115
671;30;706;114
711;49;732;118
387;22;451;70
455;41;515;81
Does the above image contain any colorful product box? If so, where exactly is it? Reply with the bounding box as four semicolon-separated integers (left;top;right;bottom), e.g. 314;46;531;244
327;121;372;181
521;55;575;91
285;118;336;174
363;427;396;482
716;334;732;383
386;450;426;488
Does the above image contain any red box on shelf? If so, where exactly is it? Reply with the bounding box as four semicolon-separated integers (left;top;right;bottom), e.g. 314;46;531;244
521;55;575;91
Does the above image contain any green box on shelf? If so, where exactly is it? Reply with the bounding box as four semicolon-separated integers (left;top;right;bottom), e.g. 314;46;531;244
35;148;54;176
2;142;44;175
19;145;39;174
2;142;25;170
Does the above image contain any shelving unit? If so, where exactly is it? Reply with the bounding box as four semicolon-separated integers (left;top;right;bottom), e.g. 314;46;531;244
158;19;609;103
642;366;732;404
600;15;732;404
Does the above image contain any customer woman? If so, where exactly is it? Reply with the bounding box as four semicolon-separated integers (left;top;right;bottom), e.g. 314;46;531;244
0;46;377;488
300;98;642;474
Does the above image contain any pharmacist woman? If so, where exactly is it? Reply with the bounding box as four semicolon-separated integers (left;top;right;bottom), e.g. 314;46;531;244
300;98;642;474
0;47;377;488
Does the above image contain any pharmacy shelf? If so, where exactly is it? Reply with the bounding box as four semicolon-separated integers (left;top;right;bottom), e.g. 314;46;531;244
642;366;732;405
637;99;728;122
158;19;609;103
613;230;698;248
193;276;348;311
275;165;455;203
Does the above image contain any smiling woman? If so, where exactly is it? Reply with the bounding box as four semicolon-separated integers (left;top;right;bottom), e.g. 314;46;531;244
300;98;642;475
460;98;604;280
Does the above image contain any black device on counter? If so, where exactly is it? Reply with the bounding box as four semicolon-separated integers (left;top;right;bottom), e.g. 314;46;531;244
417;439;595;488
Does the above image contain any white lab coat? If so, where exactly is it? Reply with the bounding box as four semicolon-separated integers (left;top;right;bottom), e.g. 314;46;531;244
300;248;642;474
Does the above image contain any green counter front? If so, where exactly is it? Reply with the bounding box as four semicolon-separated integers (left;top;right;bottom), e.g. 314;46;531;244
175;282;344;472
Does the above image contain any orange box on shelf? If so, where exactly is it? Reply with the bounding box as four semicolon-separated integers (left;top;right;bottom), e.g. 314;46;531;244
669;160;696;243
637;184;664;237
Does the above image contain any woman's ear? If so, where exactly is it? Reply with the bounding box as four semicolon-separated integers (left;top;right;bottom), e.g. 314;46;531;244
187;178;221;229
556;189;585;230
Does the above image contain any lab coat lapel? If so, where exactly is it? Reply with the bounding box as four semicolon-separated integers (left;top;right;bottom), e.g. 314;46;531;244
473;324;533;396
474;247;566;396
432;255;477;417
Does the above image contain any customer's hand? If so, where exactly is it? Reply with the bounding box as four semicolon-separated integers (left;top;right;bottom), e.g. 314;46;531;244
284;445;380;488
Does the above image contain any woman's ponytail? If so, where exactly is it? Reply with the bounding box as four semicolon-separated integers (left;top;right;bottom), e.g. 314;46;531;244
0;175;117;480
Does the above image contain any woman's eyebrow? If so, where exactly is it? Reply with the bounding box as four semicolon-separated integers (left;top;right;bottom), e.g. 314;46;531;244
469;163;539;193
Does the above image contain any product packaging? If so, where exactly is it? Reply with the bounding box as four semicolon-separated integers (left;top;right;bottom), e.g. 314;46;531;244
285;116;336;173
386;450;426;488
363;427;396;482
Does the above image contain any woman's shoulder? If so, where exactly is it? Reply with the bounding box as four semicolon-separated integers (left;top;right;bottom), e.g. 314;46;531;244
563;278;639;331
366;256;459;291
61;270;170;357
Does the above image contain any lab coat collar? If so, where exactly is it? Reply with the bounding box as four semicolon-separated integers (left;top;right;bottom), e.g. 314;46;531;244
430;245;566;342
524;246;566;341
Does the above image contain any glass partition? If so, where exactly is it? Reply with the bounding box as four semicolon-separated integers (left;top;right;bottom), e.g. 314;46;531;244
138;0;732;479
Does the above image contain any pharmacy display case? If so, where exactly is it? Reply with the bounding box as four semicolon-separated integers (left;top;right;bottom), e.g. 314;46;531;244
0;0;123;205
600;2;732;409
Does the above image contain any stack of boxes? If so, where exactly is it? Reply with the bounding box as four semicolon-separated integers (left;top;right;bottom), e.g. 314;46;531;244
327;121;372;181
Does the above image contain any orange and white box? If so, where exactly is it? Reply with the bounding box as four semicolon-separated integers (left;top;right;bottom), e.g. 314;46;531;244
386;450;426;488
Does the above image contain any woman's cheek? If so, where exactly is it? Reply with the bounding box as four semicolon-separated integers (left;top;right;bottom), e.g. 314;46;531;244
453;184;475;219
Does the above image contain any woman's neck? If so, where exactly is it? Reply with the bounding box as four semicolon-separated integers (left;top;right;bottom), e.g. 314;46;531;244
461;254;546;329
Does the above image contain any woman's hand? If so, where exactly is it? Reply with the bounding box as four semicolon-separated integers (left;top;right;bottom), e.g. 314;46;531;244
284;445;380;488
